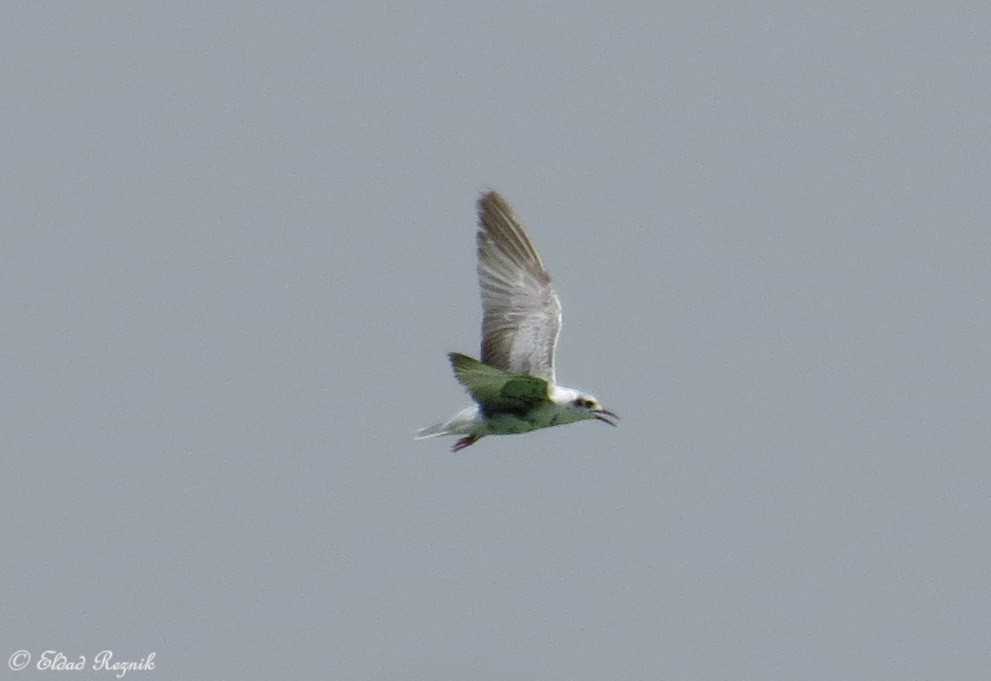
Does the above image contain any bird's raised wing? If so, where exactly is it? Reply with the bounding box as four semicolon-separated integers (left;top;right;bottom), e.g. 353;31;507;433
449;352;550;413
476;191;562;382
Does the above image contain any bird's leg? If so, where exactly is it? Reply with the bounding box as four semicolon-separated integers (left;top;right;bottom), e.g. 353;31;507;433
452;434;482;452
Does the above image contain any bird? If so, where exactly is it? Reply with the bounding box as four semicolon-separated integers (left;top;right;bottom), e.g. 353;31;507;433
415;191;618;452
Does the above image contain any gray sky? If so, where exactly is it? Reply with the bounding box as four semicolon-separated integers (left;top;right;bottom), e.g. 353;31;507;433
3;3;990;679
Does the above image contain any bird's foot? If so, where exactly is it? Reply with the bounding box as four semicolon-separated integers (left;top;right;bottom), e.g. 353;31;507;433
452;434;481;452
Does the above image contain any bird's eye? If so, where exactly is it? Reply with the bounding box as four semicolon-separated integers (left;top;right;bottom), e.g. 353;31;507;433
574;398;593;409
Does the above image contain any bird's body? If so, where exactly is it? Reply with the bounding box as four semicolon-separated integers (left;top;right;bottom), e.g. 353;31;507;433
416;191;617;452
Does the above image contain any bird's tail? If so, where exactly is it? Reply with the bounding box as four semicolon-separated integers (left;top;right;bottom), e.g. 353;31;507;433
414;406;478;440
414;421;451;439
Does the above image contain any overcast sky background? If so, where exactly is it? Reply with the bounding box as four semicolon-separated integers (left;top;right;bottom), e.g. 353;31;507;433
2;3;990;680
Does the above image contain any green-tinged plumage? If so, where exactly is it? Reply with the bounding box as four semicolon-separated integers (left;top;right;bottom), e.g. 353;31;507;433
416;192;617;452
448;352;550;413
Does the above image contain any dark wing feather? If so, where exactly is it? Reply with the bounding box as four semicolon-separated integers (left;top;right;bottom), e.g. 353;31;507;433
449;352;550;412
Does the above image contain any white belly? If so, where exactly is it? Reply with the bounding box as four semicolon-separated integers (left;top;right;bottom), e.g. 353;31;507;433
481;403;578;435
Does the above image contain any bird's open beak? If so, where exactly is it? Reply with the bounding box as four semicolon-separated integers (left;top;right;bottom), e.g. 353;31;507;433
593;408;620;427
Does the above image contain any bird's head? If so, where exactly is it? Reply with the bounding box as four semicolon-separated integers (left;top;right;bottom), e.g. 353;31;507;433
551;386;620;426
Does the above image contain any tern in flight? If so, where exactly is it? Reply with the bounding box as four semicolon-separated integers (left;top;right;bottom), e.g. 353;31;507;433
416;191;618;452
